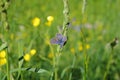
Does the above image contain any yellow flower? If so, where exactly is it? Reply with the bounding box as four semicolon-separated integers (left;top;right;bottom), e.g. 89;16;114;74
30;49;36;56
47;16;54;22
0;50;6;58
48;53;54;59
45;36;50;45
70;48;75;54
10;33;14;40
45;21;52;27
0;58;7;66
86;44;90;50
45;39;50;45
78;45;83;51
24;53;31;61
32;17;40;27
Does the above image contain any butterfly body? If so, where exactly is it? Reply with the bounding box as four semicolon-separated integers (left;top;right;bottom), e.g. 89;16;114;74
50;33;67;48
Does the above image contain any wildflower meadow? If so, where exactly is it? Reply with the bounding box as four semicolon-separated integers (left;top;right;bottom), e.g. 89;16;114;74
0;0;120;80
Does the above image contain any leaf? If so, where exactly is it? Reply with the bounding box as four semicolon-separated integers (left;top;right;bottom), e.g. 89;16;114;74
2;75;6;80
0;42;8;51
11;68;51;75
60;66;72;79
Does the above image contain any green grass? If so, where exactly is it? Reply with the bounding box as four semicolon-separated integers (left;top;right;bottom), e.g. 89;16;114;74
0;0;120;80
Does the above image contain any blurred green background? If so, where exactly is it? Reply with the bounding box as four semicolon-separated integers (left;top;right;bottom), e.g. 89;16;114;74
0;0;120;80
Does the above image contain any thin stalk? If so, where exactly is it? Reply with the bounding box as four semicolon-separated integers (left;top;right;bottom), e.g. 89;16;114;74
81;0;88;80
103;48;114;80
52;0;70;80
62;0;70;36
1;0;11;80
54;59;58;80
17;41;23;80
55;50;59;80
49;45;55;80
54;47;61;80
81;27;87;80
54;51;58;80
69;55;76;80
6;47;10;80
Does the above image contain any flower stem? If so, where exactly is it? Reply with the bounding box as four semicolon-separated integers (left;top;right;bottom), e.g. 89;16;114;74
52;0;70;80
55;50;59;80
6;47;10;80
62;0;70;36
81;0;88;80
103;48;114;80
69;55;76;80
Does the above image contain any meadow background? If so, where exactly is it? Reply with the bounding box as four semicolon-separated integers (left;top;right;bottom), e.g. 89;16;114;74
0;0;120;80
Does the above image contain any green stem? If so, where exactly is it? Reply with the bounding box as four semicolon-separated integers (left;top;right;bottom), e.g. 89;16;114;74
1;0;11;80
0;0;10;31
82;0;87;15
81;0;87;80
6;48;10;80
52;0;70;80
103;48;114;80
62;0;70;36
53;52;57;80
81;28;87;80
49;43;56;80
69;55;76;80
17;41;24;80
55;52;58;80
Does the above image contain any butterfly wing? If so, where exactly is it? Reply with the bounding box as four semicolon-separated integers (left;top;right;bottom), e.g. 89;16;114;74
62;36;67;42
50;38;59;44
56;33;63;39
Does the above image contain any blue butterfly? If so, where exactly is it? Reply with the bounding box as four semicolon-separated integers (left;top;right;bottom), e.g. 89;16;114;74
50;33;67;48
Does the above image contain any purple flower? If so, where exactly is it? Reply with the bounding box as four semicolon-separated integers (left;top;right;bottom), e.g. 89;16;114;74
50;33;67;48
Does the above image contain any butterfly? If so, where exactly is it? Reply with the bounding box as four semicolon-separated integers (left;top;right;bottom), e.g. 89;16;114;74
50;33;67;48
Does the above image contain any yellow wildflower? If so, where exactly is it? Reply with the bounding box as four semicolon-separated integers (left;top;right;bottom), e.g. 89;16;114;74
0;58;7;66
86;44;90;50
45;39;50;45
32;17;40;27
47;16;54;22
45;21;52;27
45;36;50;45
78;45;83;51
70;48;75;54
0;50;6;58
10;33;14;40
48;53;54;59
24;53;31;61
30;49;36;56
